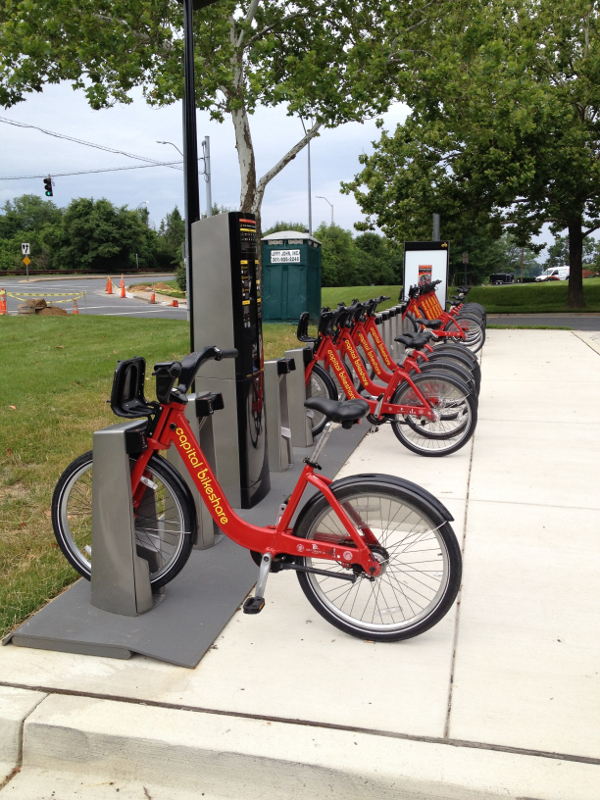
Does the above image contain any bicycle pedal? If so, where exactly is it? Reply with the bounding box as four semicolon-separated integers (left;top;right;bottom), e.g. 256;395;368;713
243;596;265;615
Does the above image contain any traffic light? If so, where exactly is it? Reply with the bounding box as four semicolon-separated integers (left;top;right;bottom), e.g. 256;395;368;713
43;176;53;197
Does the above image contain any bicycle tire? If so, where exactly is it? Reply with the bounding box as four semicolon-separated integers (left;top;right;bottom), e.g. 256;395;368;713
417;359;477;396
51;451;194;588
456;312;486;350
390;370;477;456
294;478;462;641
306;363;338;435
444;315;484;354
425;348;481;391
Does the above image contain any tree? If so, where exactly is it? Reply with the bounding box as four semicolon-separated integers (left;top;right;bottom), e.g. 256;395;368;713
155;205;186;271
543;234;597;270
0;194;63;272
262;221;307;237
55;198;156;273
344;0;600;307
448;233;540;284
0;0;437;231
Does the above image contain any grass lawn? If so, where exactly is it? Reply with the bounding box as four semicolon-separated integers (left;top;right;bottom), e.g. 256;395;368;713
0;315;302;639
469;279;600;313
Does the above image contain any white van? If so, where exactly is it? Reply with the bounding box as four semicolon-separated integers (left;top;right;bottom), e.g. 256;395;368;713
535;266;570;282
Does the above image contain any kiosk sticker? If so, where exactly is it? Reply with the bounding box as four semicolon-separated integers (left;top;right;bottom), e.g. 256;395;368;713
271;249;301;264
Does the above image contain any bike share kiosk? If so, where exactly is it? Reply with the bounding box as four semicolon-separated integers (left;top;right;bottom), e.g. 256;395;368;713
190;212;270;509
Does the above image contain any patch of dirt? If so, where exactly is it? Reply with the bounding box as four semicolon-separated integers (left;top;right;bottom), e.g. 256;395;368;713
129;284;150;292
0;482;29;501
154;282;171;290
37;306;68;316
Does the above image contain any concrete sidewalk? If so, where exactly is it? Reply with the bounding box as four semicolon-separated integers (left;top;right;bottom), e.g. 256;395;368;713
1;330;599;799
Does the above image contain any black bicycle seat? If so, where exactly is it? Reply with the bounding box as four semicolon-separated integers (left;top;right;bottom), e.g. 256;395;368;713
395;333;431;348
418;319;444;330
304;397;370;428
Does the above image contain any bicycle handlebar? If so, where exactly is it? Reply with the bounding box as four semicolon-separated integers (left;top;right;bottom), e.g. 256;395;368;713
154;346;238;403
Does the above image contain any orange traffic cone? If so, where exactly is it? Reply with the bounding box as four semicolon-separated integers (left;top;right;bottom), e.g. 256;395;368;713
120;283;126;299
149;285;156;304
171;299;179;307
120;274;125;289
0;288;6;315
72;299;79;315
105;276;113;294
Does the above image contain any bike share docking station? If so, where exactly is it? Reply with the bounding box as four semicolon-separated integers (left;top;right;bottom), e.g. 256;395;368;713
4;213;366;667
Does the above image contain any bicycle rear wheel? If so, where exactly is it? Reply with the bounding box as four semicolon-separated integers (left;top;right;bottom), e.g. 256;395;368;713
51;452;194;588
294;479;462;641
305;363;338;435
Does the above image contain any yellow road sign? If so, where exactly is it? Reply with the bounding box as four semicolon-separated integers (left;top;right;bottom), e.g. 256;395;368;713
22;256;31;266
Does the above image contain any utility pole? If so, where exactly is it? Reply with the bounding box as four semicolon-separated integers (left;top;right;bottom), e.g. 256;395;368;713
432;214;440;241
202;137;212;217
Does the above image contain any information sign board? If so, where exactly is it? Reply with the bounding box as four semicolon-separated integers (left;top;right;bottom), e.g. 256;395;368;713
403;241;450;309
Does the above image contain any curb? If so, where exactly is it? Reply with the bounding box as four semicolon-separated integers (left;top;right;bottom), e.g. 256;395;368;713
0;686;46;783
13;693;600;800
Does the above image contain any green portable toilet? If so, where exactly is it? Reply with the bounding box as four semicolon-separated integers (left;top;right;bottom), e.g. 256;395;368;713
262;231;321;321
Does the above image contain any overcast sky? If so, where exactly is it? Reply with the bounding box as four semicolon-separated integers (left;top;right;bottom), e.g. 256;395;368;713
0;82;413;235
1;82;567;255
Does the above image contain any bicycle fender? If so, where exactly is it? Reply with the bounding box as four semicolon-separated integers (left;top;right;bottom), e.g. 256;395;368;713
148;454;199;545
329;473;454;522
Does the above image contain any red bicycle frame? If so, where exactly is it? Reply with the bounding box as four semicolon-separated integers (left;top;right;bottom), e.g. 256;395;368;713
130;401;383;577
404;292;469;340
306;327;437;421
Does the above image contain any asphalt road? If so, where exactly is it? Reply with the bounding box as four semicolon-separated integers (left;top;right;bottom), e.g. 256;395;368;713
1;275;188;321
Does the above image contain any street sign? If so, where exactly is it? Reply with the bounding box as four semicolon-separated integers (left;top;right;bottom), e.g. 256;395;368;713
22;256;31;266
21;243;30;255
462;252;469;264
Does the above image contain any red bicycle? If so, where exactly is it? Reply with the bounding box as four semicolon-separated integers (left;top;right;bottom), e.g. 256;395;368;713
405;283;485;353
52;346;462;642
301;306;478;456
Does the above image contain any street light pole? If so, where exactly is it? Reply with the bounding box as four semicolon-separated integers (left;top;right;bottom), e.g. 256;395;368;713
316;195;333;226
202;136;212;217
182;0;201;350
157;138;191;317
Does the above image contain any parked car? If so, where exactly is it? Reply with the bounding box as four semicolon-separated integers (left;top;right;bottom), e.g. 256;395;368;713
535;266;570;282
489;272;515;285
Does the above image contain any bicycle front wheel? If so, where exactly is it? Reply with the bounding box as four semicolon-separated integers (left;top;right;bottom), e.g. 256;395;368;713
294;480;462;641
51;452;194;588
391;371;477;456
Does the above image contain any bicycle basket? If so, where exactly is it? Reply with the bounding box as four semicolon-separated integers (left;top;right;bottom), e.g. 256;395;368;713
110;357;156;418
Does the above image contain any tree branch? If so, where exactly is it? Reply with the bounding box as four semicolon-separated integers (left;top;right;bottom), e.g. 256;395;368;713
236;0;261;49
253;123;322;212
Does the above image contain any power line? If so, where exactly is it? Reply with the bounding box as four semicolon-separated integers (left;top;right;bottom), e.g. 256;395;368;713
0;160;186;180
0;116;184;172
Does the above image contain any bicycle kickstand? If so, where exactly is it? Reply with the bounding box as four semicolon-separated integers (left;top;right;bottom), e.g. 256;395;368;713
243;552;273;615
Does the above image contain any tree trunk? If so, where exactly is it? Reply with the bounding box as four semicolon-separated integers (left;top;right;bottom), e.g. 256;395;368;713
567;218;586;308
230;101;257;216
